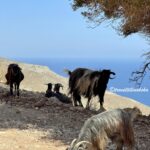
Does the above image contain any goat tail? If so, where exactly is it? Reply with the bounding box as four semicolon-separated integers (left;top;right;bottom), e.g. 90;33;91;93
64;69;72;76
121;112;135;148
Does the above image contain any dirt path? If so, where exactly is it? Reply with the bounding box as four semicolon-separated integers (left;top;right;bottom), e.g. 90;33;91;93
0;95;94;150
0;104;67;150
0;129;66;150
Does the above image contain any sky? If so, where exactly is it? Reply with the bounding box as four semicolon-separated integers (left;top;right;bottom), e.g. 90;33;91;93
0;0;149;60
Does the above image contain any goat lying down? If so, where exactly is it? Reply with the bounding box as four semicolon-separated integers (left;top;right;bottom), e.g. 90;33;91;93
67;107;141;150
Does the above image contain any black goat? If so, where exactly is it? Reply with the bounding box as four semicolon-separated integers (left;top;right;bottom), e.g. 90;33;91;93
65;68;115;109
45;83;54;97
5;64;24;96
54;83;63;94
45;83;71;104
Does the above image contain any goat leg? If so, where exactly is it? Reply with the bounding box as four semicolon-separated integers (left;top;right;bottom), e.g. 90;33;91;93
98;94;105;110
72;97;77;107
10;83;13;95
86;97;91;109
72;92;80;107
16;83;20;96
78;96;83;107
14;83;17;95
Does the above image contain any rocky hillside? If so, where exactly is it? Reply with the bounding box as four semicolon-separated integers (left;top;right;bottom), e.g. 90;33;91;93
0;57;67;92
0;85;149;150
0;57;149;115
0;57;149;150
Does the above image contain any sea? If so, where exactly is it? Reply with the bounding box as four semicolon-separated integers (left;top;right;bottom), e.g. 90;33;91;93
12;57;150;106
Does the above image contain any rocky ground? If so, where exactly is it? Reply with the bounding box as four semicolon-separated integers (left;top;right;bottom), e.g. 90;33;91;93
0;85;149;150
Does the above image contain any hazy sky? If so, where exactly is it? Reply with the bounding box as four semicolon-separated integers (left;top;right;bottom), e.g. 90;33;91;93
0;0;149;60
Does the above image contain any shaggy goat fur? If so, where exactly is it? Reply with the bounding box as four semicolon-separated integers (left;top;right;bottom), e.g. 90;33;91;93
67;107;141;150
65;68;115;108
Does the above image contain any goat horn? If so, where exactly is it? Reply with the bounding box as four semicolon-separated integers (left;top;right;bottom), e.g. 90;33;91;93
70;139;77;148
74;141;92;150
110;72;116;79
110;77;116;79
110;72;116;75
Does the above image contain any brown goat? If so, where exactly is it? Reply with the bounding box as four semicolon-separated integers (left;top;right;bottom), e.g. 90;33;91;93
67;107;141;150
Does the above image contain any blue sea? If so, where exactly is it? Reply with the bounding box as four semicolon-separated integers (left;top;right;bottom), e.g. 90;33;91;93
13;58;150;106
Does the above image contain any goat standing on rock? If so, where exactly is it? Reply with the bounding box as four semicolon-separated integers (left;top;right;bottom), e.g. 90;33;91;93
65;68;115;109
5;64;24;96
67;107;141;150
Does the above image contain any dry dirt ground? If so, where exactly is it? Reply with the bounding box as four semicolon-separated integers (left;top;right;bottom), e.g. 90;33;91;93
0;86;149;150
